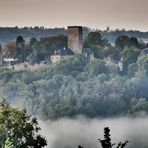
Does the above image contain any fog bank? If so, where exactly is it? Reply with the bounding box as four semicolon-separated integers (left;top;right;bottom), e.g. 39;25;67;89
39;116;148;148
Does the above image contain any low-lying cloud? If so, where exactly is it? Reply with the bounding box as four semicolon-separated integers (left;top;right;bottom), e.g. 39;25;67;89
39;116;148;148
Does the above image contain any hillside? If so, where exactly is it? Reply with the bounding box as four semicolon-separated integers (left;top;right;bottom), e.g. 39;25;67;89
0;54;148;120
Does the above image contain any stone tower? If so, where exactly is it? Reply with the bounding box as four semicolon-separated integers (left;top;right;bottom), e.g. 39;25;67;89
68;26;83;54
0;45;3;66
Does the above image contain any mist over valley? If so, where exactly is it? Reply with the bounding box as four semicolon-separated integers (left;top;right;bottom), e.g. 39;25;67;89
40;116;148;148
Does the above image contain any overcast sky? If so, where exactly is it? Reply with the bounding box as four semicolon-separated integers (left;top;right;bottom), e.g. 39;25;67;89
0;0;148;31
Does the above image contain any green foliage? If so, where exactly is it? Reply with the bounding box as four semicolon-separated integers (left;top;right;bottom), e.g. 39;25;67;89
3;42;15;58
123;48;140;65
1;42;148;120
0;99;47;148
122;47;141;74
15;36;26;62
137;55;148;74
84;59;107;76
83;32;108;58
115;35;129;50
84;32;103;46
27;35;67;64
129;98;148;114
115;36;140;50
29;37;38;48
3;34;67;64
128;37;140;48
128;63;138;77
53;55;88;76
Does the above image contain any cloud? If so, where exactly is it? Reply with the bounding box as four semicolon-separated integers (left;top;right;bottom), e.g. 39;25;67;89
39;116;148;148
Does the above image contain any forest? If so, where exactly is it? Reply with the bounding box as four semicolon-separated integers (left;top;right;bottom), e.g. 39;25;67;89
0;50;148;120
0;30;148;120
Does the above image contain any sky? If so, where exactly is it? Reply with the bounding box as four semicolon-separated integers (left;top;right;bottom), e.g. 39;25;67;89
0;0;148;31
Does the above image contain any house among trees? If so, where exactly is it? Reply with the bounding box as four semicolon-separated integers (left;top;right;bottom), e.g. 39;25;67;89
0;45;18;66
3;57;18;66
50;48;75;63
50;26;94;62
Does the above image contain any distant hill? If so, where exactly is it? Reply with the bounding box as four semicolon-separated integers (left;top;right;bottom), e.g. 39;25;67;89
0;26;67;46
100;29;148;45
0;26;148;46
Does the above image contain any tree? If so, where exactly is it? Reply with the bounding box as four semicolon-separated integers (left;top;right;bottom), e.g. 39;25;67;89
29;38;38;48
137;55;148;74
123;47;140;67
115;36;140;50
3;42;15;58
16;36;25;47
127;37;140;48
83;32;106;58
98;127;128;148
0;99;47;148
115;35;129;50
98;127;114;148
28;38;38;55
84;32;103;46
84;59;107;76
78;145;83;148
15;36;26;62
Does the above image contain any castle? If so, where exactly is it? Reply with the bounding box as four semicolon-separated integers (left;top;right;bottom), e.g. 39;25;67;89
0;26;94;65
50;26;94;63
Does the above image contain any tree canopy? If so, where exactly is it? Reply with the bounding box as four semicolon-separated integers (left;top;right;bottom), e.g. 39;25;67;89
0;99;47;148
